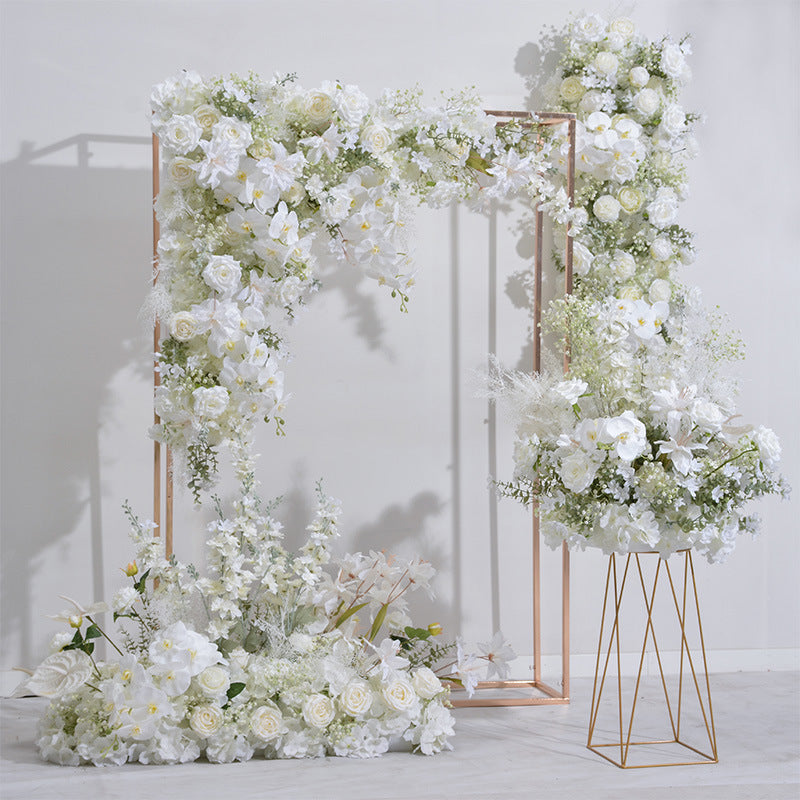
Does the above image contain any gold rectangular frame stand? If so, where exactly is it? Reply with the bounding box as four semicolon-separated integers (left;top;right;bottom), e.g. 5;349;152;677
450;111;575;708
152;110;577;707
587;550;718;767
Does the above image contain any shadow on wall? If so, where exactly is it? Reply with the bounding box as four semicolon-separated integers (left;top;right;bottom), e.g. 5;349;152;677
0;135;152;666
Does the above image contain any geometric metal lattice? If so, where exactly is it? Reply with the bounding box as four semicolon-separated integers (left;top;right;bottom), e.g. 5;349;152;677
587;550;718;767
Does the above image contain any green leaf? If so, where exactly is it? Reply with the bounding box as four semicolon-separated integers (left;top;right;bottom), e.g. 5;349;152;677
334;602;368;629
368;604;388;642
84;624;102;640
82;642;95;655
403;626;432;641
227;682;245;702
70;629;83;645
134;569;151;593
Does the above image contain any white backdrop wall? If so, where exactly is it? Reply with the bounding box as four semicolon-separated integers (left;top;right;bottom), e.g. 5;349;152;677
1;0;798;691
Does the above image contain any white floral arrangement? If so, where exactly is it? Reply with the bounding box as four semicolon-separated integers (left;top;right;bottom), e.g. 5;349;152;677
148;70;574;497
17;69;582;766
491;14;787;562
25;462;515;765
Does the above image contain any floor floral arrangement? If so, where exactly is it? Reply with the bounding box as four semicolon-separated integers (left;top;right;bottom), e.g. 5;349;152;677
490;14;787;562
20;71;572;765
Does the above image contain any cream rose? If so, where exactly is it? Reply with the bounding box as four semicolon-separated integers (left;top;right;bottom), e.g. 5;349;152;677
617;186;644;214
633;88;660;117
340;680;373;716
197;665;230;698
593;52;619;77
190;705;224;737
360;124;392;155
593;194;622;223
382;677;416;712
193;104;221;134
304;91;334;126
166;156;196;188
411;667;443;700
609;17;635;39
648;278;671;303
618;285;642;300
559;76;585;104
169;311;198;341
302;694;335;729
192;386;229;419
251;705;283;741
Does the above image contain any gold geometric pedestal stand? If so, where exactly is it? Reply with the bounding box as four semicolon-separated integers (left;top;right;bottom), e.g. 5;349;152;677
587;550;718;768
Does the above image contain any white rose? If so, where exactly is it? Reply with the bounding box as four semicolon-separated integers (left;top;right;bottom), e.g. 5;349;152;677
559;76;585;103
340;680;373;716
559;450;598;493
618;284;641;301
160;114;202;155
629;67;650;88
573;14;606;42
197;665;230;698
211;118;253;152
579;90;605;114
617;186;644;214
320;186;353;225
169;311;198;341
691;399;726;432
189;705;224;737
302;694;335;729
610;251;636;280
382;677;416;712
754;426;781;468
633;88;660;117
648;278;671;303
166;156;196;188
593;194;622;223
251;705;283;741
194;104;221;134
593;52;619;77
650;237;673;261
112;586;139;614
336;85;370;126
202;255;241;296
304;91;334;126
192;386;229;419
572;241;594;275
411;667;443;700
283;181;306;206
661;43;687;80
660;104;687;137
27;650;93;698
609;17;635;39
647;188;679;229
278;275;303;306
360;124;392;155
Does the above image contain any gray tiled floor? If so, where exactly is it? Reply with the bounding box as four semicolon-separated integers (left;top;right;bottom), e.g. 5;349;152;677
1;673;798;800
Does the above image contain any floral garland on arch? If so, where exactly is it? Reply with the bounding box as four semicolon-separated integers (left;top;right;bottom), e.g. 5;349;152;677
19;71;577;766
491;14;787;563
148;70;574;497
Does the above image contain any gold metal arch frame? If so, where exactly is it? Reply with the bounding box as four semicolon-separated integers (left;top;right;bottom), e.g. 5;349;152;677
587;550;718;768
151;109;577;709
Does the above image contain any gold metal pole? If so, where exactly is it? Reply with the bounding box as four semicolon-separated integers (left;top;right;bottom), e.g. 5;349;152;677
451;110;575;708
151;134;161;541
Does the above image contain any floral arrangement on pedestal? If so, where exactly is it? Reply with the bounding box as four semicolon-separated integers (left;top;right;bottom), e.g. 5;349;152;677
19;71;573;765
491;14;787;562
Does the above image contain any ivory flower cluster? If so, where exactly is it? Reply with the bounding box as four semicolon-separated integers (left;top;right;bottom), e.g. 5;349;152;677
493;15;786;562
149;71;573;495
